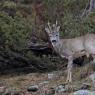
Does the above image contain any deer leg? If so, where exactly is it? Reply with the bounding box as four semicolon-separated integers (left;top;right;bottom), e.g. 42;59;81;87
92;55;95;64
66;56;73;83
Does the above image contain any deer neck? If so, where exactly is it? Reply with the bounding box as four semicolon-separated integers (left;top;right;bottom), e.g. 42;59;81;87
50;39;62;55
50;39;73;58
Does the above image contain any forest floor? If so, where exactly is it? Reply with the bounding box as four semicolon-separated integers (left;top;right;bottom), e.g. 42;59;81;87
0;63;94;95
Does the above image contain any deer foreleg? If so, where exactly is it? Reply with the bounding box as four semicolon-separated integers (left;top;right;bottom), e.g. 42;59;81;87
92;55;95;64
66;56;73;83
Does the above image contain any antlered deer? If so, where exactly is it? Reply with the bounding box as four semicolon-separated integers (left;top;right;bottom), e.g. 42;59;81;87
45;21;95;82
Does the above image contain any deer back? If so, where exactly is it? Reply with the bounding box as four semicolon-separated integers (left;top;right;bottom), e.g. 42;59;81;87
84;34;95;54
54;36;86;58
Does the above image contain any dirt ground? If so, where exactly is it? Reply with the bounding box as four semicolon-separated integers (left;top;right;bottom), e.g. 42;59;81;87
0;63;94;95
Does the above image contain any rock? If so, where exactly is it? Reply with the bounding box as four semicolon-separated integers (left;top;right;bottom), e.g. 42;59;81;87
27;85;39;92
92;91;95;94
89;72;95;81
39;81;49;86
0;86;6;94
89;72;95;88
55;84;66;93
73;90;93;95
80;83;91;89
48;73;59;80
48;73;54;79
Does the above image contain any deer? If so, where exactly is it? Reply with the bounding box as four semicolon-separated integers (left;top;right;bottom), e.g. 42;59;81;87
45;21;95;83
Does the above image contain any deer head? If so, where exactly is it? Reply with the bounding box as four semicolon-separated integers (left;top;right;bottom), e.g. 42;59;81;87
45;21;60;45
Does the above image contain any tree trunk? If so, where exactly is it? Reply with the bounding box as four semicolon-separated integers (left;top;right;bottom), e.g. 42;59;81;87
82;0;95;17
88;0;95;12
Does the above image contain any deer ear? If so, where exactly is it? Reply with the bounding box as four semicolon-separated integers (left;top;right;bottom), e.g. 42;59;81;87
57;26;60;32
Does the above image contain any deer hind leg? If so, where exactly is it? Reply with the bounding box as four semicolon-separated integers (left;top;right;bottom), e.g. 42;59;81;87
66;56;73;83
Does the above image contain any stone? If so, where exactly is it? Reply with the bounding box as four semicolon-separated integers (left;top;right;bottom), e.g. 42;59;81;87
73;90;93;95
89;72;95;81
80;83;91;89
48;72;59;80
55;84;66;93
89;72;95;88
27;85;39;92
39;81;49;86
92;91;95;94
48;73;54;79
0;86;6;94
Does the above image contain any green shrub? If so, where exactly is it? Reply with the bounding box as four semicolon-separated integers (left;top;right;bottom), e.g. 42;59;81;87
0;0;95;71
3;1;16;9
43;0;95;38
0;12;32;51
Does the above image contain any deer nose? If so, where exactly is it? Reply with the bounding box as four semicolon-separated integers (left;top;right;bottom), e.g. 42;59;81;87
52;40;56;42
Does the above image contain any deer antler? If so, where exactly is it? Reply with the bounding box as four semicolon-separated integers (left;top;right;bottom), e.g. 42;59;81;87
52;20;60;32
56;20;60;32
56;20;58;26
52;20;58;32
45;20;60;33
47;21;52;33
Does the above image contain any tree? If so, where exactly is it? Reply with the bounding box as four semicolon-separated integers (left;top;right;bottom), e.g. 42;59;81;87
82;0;95;17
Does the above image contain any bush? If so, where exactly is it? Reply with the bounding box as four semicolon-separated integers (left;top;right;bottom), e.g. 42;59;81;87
2;1;16;9
0;12;33;67
0;11;57;71
0;0;95;71
43;0;95;38
0;12;32;51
